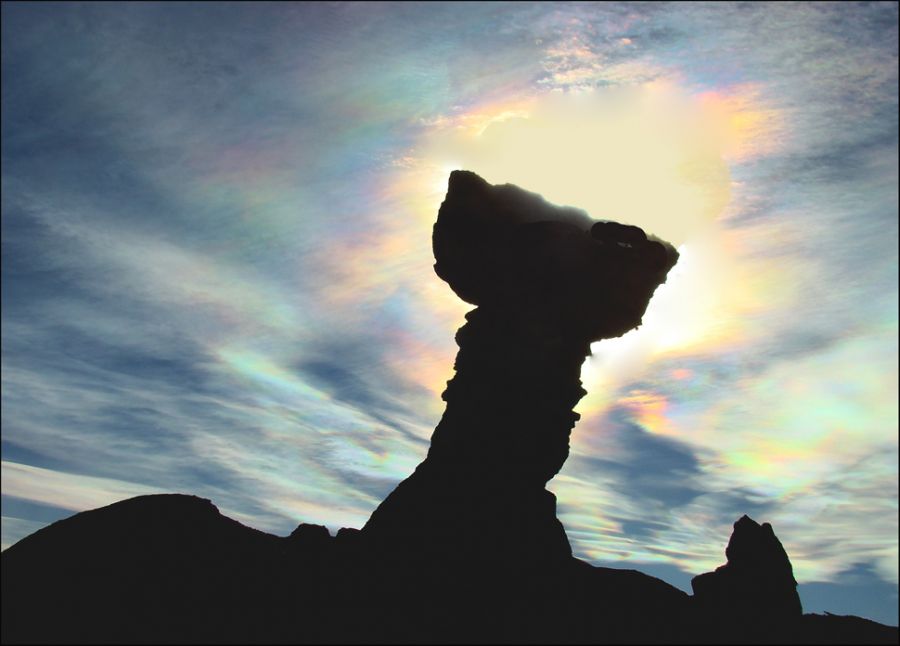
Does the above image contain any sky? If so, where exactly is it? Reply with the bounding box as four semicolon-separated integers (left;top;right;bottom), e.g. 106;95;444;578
1;0;897;626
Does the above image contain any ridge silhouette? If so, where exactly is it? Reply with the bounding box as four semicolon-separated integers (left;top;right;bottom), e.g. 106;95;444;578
1;172;897;644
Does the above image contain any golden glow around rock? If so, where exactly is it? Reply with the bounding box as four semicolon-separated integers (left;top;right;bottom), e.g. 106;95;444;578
424;85;736;246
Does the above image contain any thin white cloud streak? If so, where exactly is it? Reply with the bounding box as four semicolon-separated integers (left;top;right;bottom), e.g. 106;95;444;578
2;461;166;514
1;517;55;552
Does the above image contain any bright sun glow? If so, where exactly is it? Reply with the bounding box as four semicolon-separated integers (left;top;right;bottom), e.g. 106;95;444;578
424;85;734;246
418;85;770;382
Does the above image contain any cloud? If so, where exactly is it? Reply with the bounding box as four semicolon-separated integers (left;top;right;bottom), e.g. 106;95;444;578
1;1;895;625
573;406;704;509
550;406;712;569
422;87;735;247
1;516;57;552
1;461;166;514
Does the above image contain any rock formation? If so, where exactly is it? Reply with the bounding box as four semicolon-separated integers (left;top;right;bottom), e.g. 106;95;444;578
362;170;678;569
692;515;803;639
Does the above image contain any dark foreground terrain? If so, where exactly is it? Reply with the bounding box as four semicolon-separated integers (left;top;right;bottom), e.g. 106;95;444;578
1;494;896;644
3;173;896;644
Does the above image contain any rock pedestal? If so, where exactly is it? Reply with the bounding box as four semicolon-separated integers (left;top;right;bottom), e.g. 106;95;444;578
361;171;678;567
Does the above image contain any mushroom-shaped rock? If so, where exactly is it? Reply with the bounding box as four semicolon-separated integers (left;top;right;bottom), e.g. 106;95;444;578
363;171;680;566
433;170;679;341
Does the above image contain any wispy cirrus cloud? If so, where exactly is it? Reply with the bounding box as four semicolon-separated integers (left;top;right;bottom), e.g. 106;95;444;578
2;0;896;627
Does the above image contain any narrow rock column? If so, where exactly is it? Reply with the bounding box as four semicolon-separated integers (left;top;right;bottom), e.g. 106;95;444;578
429;305;590;486
363;306;590;565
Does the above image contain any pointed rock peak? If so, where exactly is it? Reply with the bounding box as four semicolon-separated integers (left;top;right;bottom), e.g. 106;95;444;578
725;515;795;580
692;515;803;624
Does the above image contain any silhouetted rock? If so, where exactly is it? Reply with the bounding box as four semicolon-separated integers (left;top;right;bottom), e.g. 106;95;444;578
335;526;362;545
289;522;332;548
1;494;290;644
363;171;678;569
692;515;803;642
2;173;896;644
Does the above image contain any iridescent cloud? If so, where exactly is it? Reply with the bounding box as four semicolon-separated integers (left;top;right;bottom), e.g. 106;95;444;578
2;0;896;626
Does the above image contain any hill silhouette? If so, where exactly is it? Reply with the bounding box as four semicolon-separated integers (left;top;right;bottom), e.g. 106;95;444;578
2;171;897;644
